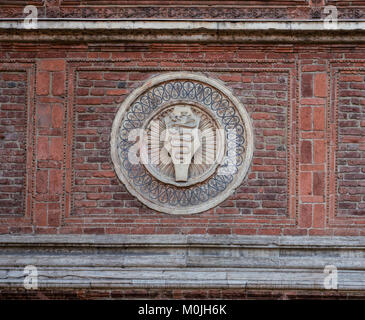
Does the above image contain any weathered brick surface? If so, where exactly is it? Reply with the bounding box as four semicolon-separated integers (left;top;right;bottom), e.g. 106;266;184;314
72;70;289;219
337;73;365;216
0;71;27;215
0;287;363;300
298;58;327;232
0;44;363;237
34;59;66;231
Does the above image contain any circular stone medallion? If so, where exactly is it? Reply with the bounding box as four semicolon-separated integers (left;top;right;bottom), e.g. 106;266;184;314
111;73;254;214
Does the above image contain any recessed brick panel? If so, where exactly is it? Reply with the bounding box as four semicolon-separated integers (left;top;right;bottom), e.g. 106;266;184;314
0;71;27;216
231;72;289;216
71;69;289;217
72;70;138;216
337;73;365;216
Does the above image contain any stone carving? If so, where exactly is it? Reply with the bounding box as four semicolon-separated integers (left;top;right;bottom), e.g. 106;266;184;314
0;6;292;19
111;73;254;214
163;106;201;182
59;7;291;20
141;104;225;187
2;3;365;20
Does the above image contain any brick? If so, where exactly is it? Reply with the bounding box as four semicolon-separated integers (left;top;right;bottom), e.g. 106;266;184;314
300;98;326;105
257;228;281;235
36;170;48;194
37;136;49;160
301;140;312;164
302;65;326;72
79;72;103;80
314;73;327;97
90;88;104;96
37;104;51;127
49;169;63;194
301;73;313;97
48;208;61;227
299;204;312;228
313;204;325;228
51;104;64;129
34;203;47;227
2;73;26;81
106;89;128;96
76;97;102;105
300;107;312;130
313;140;326;163
219;74;241;82
301;131;325;139
128;73;150;81
36;72;50;96
300;172;312;195
301;196;324;203
85;179;110;185
232;228;257;235
207;228;231;235
339;75;363;82
104;73;127;81
313;172;325;196
93;171;116;178
313;107;325;130
300;164;325;171
40;59;65;72
49;137;63;161
52;72;65;96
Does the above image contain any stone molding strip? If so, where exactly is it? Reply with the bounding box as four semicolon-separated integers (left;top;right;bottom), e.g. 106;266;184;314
2;20;365;43
1;235;365;290
2;19;365;30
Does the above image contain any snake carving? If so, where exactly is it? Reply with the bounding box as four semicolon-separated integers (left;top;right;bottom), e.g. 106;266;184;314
163;106;201;182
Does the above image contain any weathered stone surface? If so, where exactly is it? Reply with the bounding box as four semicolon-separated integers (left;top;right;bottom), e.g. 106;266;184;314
0;235;365;290
1;21;365;43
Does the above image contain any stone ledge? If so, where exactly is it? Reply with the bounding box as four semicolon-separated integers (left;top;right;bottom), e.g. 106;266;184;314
1;20;365;31
1;234;365;247
1;20;365;43
0;235;364;290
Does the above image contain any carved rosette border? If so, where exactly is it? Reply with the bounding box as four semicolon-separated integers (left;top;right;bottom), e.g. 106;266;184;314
4;5;365;20
63;60;297;226
0;5;306;20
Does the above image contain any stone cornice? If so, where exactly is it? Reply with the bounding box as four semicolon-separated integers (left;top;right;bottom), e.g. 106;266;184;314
1;234;365;248
0;235;365;290
1;20;365;43
3;19;365;30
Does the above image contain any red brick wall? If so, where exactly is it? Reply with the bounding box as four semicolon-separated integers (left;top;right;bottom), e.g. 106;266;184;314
336;73;365;217
0;71;27;216
1;287;364;300
0;44;365;236
72;69;289;218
